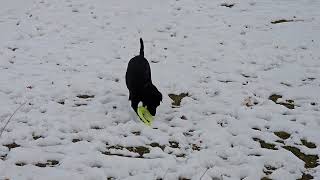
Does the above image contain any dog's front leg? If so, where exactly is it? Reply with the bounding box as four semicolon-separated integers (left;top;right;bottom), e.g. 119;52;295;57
131;98;139;113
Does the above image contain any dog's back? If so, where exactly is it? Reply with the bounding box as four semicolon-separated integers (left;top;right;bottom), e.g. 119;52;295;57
125;38;152;93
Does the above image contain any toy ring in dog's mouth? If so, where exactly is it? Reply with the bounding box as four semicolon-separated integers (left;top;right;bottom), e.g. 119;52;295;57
137;106;154;126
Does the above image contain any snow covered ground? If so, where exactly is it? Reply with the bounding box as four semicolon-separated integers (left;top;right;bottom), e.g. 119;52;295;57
1;0;320;179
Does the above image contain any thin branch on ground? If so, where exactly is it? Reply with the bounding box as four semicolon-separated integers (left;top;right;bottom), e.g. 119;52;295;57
162;168;169;180
0;102;27;138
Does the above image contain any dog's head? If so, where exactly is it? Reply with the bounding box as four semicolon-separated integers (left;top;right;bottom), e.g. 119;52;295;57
142;83;162;116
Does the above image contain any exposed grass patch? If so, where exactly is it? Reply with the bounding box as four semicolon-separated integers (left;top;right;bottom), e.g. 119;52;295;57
180;115;188;120
301;139;316;149
274;131;291;140
74;103;87;107
218;80;233;83
0;154;7;160
283;146;319;168
57;100;65;105
131;131;141;136
76;94;95;99
279;100;295;109
168;93;189;107
103;145;150;158
297;173;314;180
103;142;199;158
17;160;59;167
253;138;278;150
150;142;166;151
221;3;235;8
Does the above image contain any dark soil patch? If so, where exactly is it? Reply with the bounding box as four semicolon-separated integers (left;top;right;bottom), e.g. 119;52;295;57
176;154;186;158
261;177;272;180
72;138;82;143
3;142;20;150
1;154;7;160
180;115;188;120
126;146;150;157
252;127;261;131
77;95;95;99
301;139;316;149
150;142;166;151
264;165;277;175
74;103;88;107
15;162;26;166
283;146;319;168
32;134;44;140
269;94;295;109
90;125;103;130
271;19;294;24
57;100;65;105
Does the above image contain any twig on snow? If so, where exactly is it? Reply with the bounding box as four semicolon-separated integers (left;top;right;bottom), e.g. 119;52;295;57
200;167;210;180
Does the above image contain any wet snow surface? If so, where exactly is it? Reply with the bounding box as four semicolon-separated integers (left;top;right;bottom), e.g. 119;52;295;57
1;0;320;179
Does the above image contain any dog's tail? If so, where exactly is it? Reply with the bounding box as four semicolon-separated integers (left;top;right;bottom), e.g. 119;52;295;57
139;38;144;57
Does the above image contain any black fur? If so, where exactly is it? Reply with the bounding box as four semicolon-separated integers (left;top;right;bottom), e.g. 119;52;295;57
125;38;162;116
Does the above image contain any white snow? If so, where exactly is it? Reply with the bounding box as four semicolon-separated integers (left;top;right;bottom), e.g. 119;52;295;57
1;0;320;179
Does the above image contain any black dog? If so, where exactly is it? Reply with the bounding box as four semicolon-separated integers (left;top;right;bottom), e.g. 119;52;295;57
125;38;162;116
